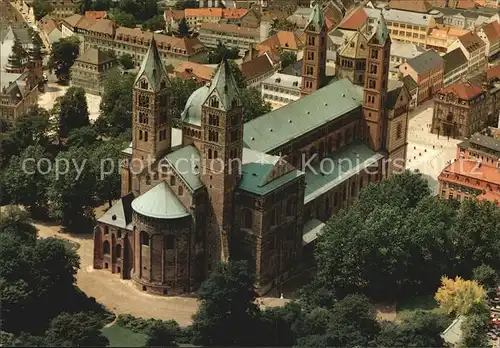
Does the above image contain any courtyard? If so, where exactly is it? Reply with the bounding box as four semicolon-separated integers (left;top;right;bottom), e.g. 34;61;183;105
405;100;461;193
38;83;102;122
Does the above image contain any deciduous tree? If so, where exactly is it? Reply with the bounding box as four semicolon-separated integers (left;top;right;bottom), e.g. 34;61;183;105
118;53;135;70
48;36;80;82
435;276;486;316
45;312;109;347
191;261;259;345
3;145;51;217
55;87;90;139
142;15;166;31
47;147;95;231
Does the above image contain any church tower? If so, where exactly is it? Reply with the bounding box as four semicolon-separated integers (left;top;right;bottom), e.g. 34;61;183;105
300;3;327;97
200;58;243;264
362;12;390;152
123;37;171;196
131;37;171;168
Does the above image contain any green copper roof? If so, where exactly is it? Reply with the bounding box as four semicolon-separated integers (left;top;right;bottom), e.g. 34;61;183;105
131;181;190;219
181;84;209;126
304;143;384;203
164;145;204;192
204;57;241;110
134;36;169;92
369;12;389;45
243;78;363;153
305;4;325;31
239;148;304;196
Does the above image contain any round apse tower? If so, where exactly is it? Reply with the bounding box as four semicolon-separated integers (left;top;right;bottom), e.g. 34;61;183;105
131;181;193;295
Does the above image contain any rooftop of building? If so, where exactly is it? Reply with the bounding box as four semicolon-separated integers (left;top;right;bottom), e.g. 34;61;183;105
443;47;468;74
440;158;500;186
39;15;59;35
338;7;368;30
437;5;499;18
131;181;191;219
240;53;274;81
338;30;368;59
439;81;484;100
469;132;500;153
84;11;107;20
243;78;363;153
487;64;500;82
390;39;426;60
480;20;500;43
75;47;114;65
199;22;259;37
174;61;215;82
402;74;418;91
404;49;443;74
364;7;433;26
0;37;22;90
457;31;486;53
428;26;470;40
262;72;302;89
258;30;305;51
389;0;433;13
304;142;384;203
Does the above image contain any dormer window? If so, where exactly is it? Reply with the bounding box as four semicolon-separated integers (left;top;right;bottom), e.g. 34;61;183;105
140;79;148;90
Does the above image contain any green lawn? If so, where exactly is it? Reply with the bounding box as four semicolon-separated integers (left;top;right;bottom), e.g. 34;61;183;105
101;324;147;347
396;294;439;320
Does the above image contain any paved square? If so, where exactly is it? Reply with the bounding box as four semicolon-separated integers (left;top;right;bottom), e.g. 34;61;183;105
38;83;102;122
405;101;461;193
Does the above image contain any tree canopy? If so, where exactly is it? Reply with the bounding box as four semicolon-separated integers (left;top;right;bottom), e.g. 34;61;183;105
33;0;53;20
142;15;166;31
48;36;80;82
54;87;90;139
315;171;500;302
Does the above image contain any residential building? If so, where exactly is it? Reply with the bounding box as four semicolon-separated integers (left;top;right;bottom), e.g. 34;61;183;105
198;22;262;50
388;0;434;13
438;131;500;205
447;31;487;74
257;31;305;54
438;6;499;30
0;34;42;121
173;62;215;85
390;39;426;66
426;26;470;53
443;47;468;87
399;49;444;105
84;11;107;20
477;20;500;59
165;8;251;29
402;74;418;110
93;11;410;296
301;4;327;97
37;15;61;51
364;7;436;48
70;48;116;95
335;30;368;86
432;81;489;138
61;15;207;68
240;53;276;87
49;0;78;19
261;73;302;109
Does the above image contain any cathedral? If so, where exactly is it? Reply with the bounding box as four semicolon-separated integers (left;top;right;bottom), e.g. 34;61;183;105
93;6;411;295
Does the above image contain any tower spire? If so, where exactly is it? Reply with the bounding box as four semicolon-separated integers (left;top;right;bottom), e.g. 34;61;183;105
134;35;169;92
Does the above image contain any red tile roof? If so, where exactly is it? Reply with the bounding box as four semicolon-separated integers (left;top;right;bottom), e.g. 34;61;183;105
185;8;223;17
440;81;483;100
458;31;485;53
84;11;107;20
486;64;500;82
164;10;185;21
222;9;248;19
481;21;500;43
338;7;367;30
439;159;500;186
240;54;274;81
477;191;500;206
456;0;477;8
174;62;215;82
